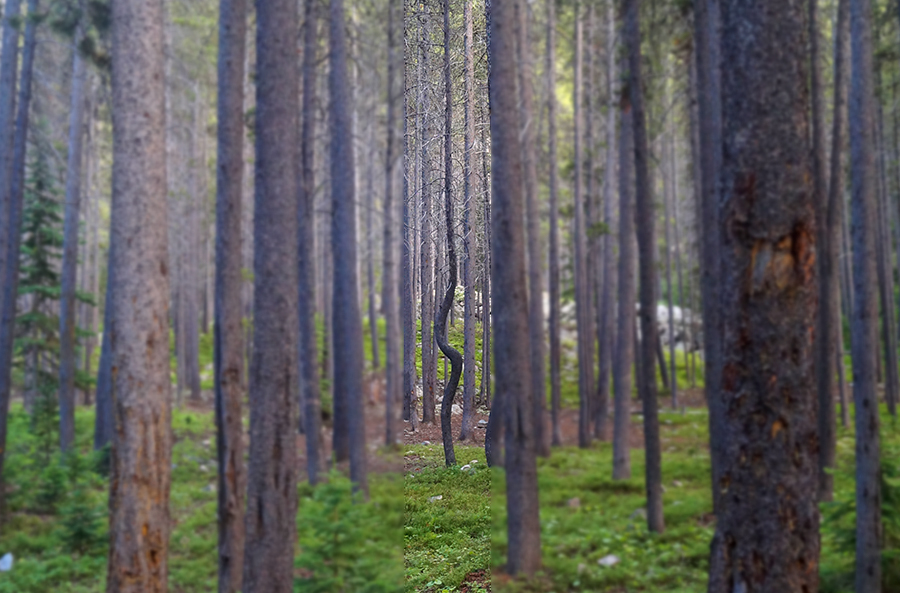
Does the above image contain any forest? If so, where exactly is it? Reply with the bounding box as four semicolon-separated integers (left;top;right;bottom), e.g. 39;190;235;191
0;0;896;591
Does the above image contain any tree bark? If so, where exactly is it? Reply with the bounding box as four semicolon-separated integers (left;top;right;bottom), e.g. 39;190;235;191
242;0;300;587
546;0;561;447
624;0;663;535
214;0;247;588
0;0;21;337
709;0;820;589
402;0;418;433
848;0;884;586
419;3;436;426
106;0;172;589
490;0;541;574
329;0;367;492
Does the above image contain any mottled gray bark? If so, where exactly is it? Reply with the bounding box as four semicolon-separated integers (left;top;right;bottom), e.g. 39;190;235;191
106;0;172;589
214;0;246;588
329;0;367;492
402;0;418;432
612;96;635;482
419;4;436;426
242;0;300;587
490;0;541;574
663;126;677;410
0;0;21;336
710;0;820;589
459;0;477;443
848;0;884;586
624;0;663;534
546;0;561;447
0;0;38;485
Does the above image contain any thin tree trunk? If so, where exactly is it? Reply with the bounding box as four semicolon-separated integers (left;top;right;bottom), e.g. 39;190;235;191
214;0;247;588
0;0;37;497
663;119;677;409
419;4;436;426
106;0;172;589
365;122;379;370
709;0;819;588
546;0;562;447
329;0;367;492
625;0;663;534
490;0;541;574
0;0;22;336
242;0;300;587
612;84;635;481
402;0;418;432
459;0;477;443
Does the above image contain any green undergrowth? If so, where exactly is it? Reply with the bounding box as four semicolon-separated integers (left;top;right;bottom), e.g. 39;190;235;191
0;404;403;592
404;444;491;592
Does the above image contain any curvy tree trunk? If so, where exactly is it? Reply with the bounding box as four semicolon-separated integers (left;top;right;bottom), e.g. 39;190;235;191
329;0;367;492
848;0;883;587
624;0;663;535
546;0;561;447
106;0;172;590
300;0;322;482
436;0;463;468
242;0;300;588
459;0;477;443
490;0;541;574
612;92;635;481
709;0;820;589
0;0;38;484
596;0;617;442
818;0;849;502
214;0;247;588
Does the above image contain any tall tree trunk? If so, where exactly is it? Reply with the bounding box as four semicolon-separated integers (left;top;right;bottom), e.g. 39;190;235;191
0;0;21;337
625;0;664;534
300;0;322;482
848;0;883;584
596;0;617;442
242;0;300;587
419;3;436;426
663;117;678;409
546;0;561;447
59;13;89;453
490;0;541;574
612;89;635;481
402;0;418;433
214;0;247;588
459;0;477;443
436;0;463;468
0;0;37;494
365;123;379;370
106;0;172;589
818;0;850;502
709;0;820;588
573;3;593;449
329;0;367;492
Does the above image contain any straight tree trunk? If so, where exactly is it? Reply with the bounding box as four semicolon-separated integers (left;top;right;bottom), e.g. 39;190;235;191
663;123;678;409
300;0;323;482
0;0;22;332
213;0;247;588
106;0;172;589
573;5;593;449
242;0;300;587
596;0;617;441
709;0;820;589
490;0;541;574
94;255;114;451
459;0;477;443
848;0;884;584
365;123;379;370
612;90;635;481
329;0;367;492
818;0;850;502
546;0;562;447
624;0;664;534
0;0;37;488
419;4;436;426
402;0;418;432
384;0;401;446
58;12;89;453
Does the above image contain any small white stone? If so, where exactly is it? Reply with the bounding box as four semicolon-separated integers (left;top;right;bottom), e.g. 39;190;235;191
0;553;13;571
422;440;431;445
598;554;620;568
470;460;479;464
460;465;471;471
428;495;443;503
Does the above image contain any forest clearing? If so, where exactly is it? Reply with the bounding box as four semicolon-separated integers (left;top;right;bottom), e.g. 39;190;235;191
0;0;898;591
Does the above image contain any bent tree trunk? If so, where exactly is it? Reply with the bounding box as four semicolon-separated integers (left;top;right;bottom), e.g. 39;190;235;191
436;0;463;468
709;0;820;589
